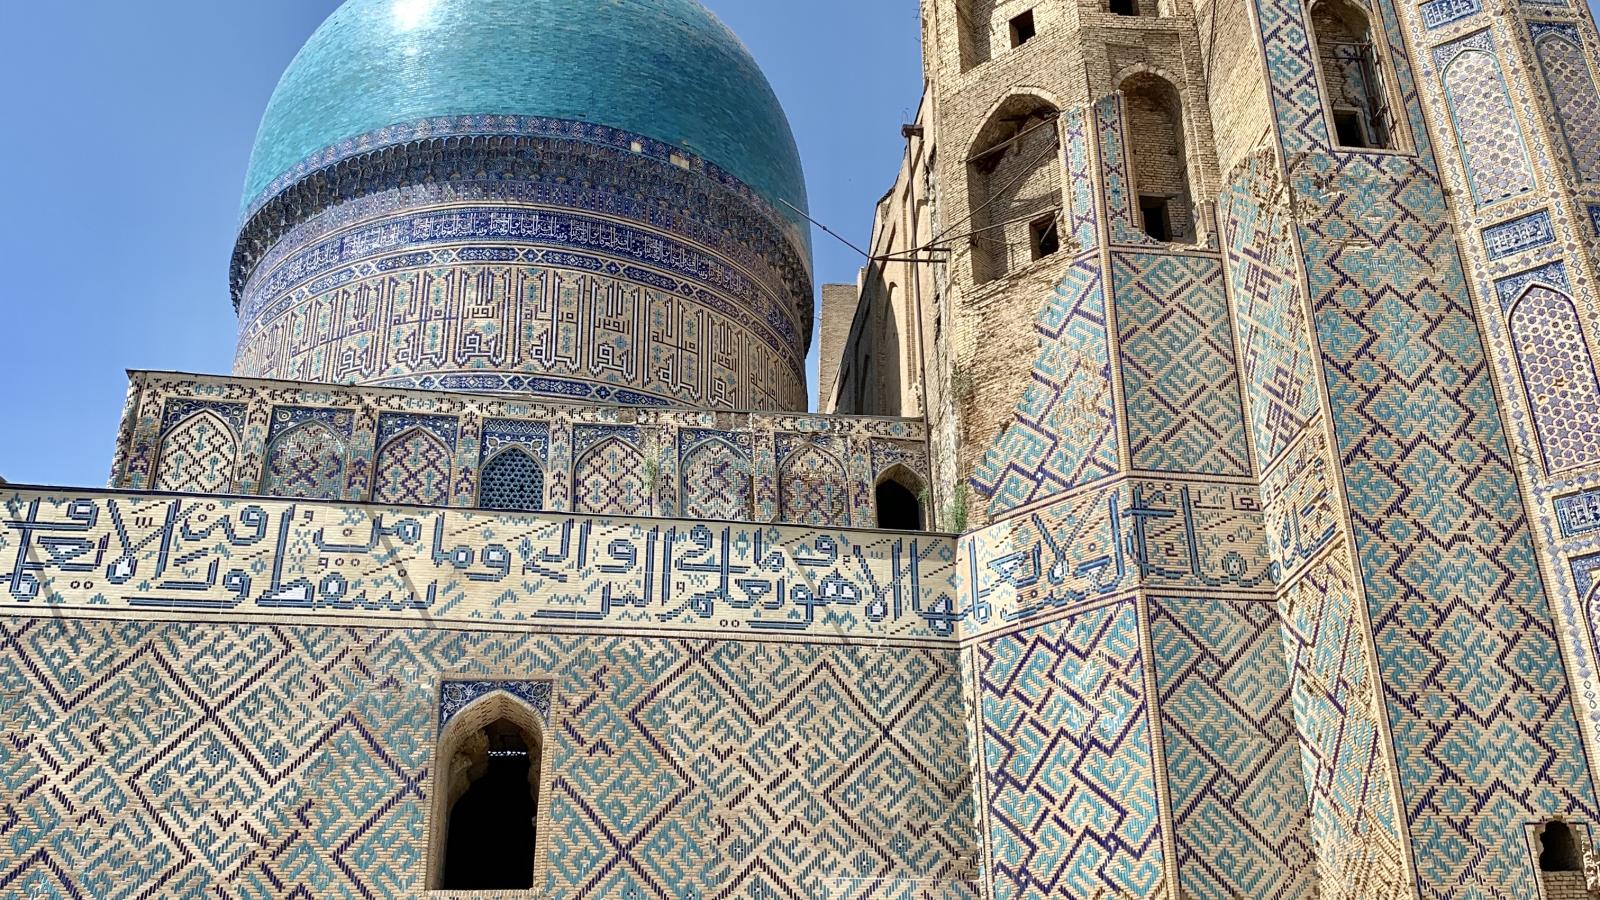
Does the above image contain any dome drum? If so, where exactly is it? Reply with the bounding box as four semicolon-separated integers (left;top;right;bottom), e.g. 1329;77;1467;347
233;0;814;412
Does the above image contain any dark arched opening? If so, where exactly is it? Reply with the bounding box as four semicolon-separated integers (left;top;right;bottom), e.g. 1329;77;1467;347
440;717;539;890
1310;0;1395;149
967;95;1062;284
1540;820;1583;872
876;472;925;531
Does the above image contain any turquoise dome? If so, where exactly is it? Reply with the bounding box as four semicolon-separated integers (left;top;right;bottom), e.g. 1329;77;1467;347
243;0;808;219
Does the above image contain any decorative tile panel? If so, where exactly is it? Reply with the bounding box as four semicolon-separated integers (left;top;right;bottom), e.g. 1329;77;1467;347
1483;209;1557;259
1421;0;1481;29
777;441;851;527
1438;37;1538;206
154;410;241;495
1113;253;1251;476
572;435;649;517
1555;489;1600;537
262;420;347;501
1532;24;1600;182
1507;285;1600;473
439;680;554;731
373;427;453;508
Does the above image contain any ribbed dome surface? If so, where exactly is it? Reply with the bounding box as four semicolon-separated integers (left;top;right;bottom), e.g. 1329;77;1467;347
243;0;807;217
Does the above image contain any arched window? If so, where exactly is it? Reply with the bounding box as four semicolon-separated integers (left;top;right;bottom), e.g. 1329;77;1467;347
1540;820;1582;872
479;448;545;512
968;96;1062;284
430;692;544;891
1122;73;1197;243
1309;0;1395;149
876;467;926;530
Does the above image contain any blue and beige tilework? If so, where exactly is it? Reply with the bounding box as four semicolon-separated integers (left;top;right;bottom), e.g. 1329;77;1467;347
1393;0;1600;868
117;371;930;531
1239;0;1600;888
0;614;976;898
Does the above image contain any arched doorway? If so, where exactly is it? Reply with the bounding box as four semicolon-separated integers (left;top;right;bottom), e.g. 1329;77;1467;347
430;692;545;891
875;466;926;531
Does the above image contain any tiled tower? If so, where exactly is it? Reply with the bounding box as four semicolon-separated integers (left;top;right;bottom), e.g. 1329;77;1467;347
825;0;1600;895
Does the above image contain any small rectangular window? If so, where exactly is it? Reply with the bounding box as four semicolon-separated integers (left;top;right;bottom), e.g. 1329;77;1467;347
1029;213;1060;260
1010;11;1037;47
1332;110;1370;148
1139;197;1171;242
1110;0;1141;16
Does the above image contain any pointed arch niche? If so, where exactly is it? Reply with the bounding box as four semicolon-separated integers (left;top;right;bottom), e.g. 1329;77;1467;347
428;685;552;892
875;465;927;531
1508;283;1600;473
967;94;1063;284
1120;72;1198;244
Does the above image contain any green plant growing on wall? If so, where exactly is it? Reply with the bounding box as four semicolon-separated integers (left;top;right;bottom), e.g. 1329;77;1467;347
948;365;976;405
643;448;666;516
941;483;970;533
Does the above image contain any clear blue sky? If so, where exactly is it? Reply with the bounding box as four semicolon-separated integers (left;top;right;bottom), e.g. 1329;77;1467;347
4;2;1598;488
0;0;925;488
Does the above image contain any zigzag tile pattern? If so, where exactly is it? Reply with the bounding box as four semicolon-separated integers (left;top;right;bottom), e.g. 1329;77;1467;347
1149;595;1317;900
1113;253;1251;476
971;257;1119;519
977;599;1165;899
0;619;978;898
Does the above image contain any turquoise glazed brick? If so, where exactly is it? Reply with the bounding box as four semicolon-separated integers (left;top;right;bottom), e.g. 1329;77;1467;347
243;0;808;221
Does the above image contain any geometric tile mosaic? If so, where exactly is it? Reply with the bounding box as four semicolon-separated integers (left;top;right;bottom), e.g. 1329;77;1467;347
971;256;1118;518
262;419;347;501
153;409;240;495
372;427;453;508
572;435;649;517
0;617;976;897
1295;150;1600;896
1438;38;1538;206
777;442;851;527
1507;284;1600;473
1149;596;1317;900
977;599;1164;899
114;372;932;531
1532;26;1600;182
1113;252;1252;476
679;433;753;521
1217;155;1319;470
